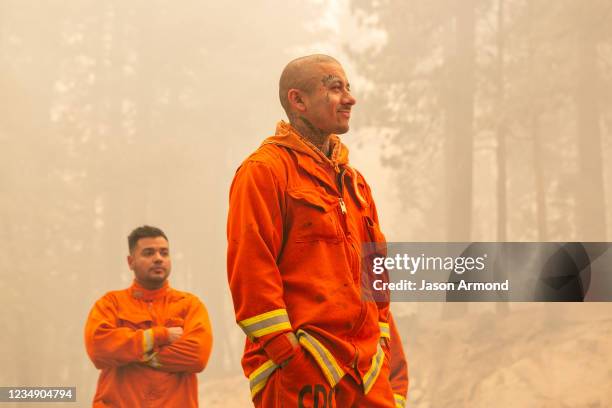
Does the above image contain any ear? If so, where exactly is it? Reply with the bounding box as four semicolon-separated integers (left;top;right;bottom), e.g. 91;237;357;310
127;254;134;270
287;89;308;113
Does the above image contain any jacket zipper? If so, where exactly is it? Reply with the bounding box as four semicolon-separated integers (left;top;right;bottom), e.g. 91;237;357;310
147;301;157;325
339;198;347;214
338;168;347;215
338;168;368;346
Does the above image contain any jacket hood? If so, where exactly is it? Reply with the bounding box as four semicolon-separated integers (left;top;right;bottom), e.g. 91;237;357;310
262;121;350;169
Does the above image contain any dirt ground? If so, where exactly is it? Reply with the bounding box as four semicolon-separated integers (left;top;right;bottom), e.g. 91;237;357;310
200;303;612;407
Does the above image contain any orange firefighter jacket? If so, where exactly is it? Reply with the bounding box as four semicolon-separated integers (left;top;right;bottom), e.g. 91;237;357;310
227;121;407;400
84;280;213;408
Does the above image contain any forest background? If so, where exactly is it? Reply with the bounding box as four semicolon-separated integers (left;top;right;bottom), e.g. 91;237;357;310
1;0;611;406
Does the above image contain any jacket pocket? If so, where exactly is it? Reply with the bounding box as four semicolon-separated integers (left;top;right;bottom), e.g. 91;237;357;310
164;317;184;327
279;345;308;379
277;345;326;404
363;216;387;257
287;188;341;243
117;312;152;330
362;217;389;302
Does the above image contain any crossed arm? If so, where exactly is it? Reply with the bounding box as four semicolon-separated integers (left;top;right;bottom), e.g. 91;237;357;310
85;295;212;373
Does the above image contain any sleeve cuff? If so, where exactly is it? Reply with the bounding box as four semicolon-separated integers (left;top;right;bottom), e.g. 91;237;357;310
263;332;298;365
152;326;169;346
238;308;292;339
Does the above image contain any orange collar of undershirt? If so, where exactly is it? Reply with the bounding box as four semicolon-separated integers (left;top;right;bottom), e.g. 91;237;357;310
129;280;169;301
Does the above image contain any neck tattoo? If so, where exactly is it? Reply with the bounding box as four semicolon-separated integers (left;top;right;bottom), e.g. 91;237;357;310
294;116;331;157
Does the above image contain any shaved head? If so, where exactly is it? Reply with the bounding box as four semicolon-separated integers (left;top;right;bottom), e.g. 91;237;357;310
279;54;340;115
277;54;355;152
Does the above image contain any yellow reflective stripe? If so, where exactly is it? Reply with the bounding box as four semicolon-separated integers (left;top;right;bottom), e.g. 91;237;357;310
238;309;292;338
239;309;288;326
251;322;293;338
394;393;406;407
379;322;391;339
363;343;385;394
249;359;278;399
297;330;345;387
142;328;154;355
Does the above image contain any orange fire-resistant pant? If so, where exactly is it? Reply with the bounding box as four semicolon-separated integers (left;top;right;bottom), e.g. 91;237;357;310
254;345;395;408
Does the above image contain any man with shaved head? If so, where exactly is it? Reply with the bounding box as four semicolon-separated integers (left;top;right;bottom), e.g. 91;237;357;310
278;54;352;156
227;55;408;407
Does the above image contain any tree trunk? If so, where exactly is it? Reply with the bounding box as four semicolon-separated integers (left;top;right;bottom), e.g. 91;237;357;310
575;13;606;241
496;0;510;314
527;0;547;241
445;0;475;243
442;0;475;321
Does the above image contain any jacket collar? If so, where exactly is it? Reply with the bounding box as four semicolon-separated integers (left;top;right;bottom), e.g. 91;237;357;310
263;121;350;172
130;280;169;301
262;121;369;207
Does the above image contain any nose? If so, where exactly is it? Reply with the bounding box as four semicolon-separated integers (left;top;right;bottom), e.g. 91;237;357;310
343;91;356;106
153;252;163;262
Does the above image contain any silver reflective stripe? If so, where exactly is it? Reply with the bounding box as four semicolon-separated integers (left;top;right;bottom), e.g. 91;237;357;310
363;344;384;394
249;360;278;399
297;330;345;387
145;352;161;368
241;314;290;337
